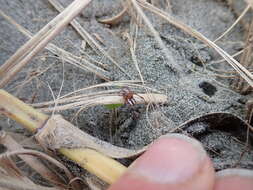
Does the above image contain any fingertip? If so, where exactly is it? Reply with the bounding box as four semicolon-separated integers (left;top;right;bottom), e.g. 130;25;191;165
109;134;215;190
214;169;253;190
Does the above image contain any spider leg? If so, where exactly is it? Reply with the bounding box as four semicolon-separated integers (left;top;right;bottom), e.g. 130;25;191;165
133;93;146;103
127;98;136;105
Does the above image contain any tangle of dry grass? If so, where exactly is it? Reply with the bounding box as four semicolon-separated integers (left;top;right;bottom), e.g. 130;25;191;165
0;0;93;88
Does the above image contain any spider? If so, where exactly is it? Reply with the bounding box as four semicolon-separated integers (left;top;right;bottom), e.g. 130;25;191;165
119;87;145;106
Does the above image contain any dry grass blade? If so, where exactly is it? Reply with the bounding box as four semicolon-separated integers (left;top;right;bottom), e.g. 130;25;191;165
85;176;108;190
0;149;61;190
213;4;250;43
232;18;253;93
98;6;128;25
0;0;92;88
0;177;59;190
31;81;166;112
58;80;159;99
0;154;29;182
0;131;75;189
123;31;145;84
138;0;253;87
0;10;110;81
131;14;146;85
31;80;162;111
48;45;110;81
209;49;243;65
34;92;167;112
31;81;160;108
48;0;131;79
0;149;74;183
246;0;253;9
33;89;121;108
129;0;181;72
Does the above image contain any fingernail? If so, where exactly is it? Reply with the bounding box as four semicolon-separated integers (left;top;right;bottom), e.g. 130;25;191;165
216;169;253;178
215;169;253;190
128;134;209;184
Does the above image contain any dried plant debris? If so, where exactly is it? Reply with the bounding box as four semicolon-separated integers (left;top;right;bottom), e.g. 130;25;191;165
0;0;92;88
0;147;82;189
1;0;253;184
0;131;69;188
35;115;146;159
0;177;59;190
232;18;253;94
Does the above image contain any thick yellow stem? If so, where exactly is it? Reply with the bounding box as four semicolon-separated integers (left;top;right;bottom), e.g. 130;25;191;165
0;89;126;184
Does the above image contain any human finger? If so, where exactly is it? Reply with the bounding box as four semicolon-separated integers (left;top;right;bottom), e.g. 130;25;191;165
108;134;215;190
